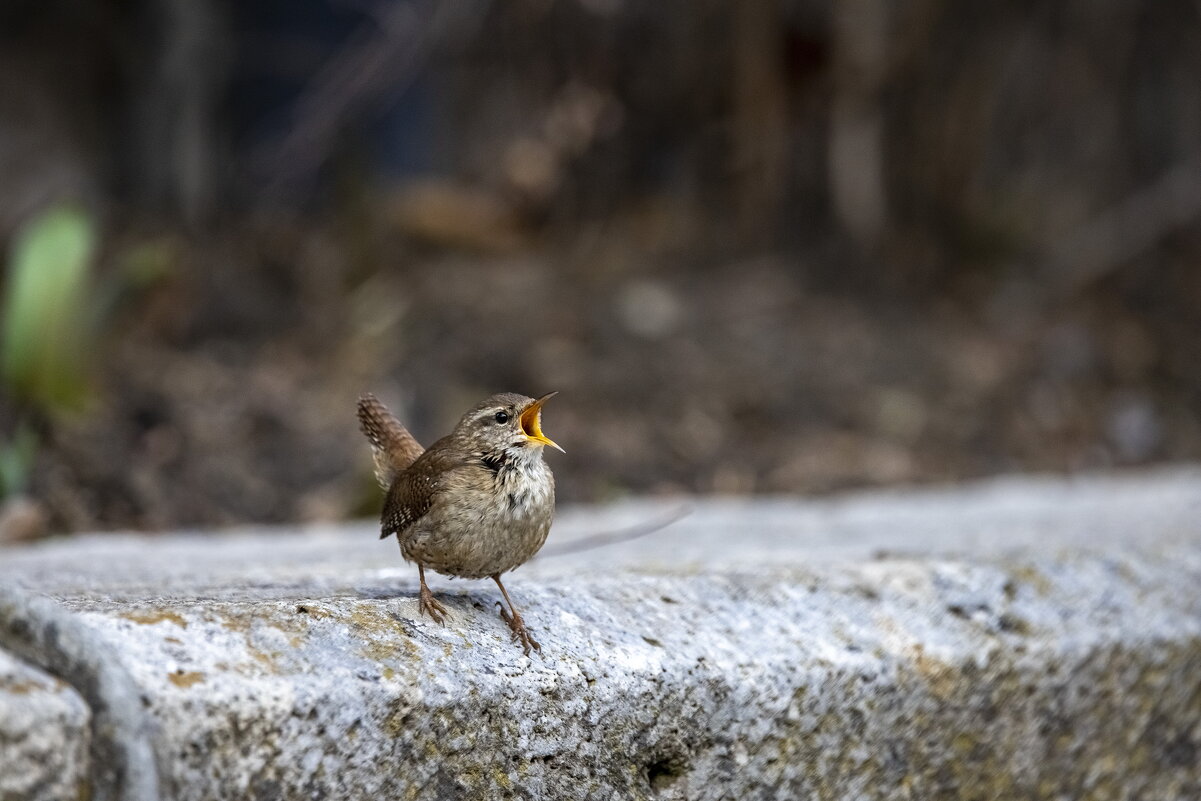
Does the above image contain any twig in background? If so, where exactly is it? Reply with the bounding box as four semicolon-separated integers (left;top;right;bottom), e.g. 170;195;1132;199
255;0;492;197
1046;153;1201;296
537;505;692;559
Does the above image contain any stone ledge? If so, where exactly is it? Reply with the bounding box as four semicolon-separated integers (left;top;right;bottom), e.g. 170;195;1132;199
0;649;90;801
2;467;1200;800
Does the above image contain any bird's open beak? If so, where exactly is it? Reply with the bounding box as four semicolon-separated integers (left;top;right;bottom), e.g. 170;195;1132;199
520;392;564;452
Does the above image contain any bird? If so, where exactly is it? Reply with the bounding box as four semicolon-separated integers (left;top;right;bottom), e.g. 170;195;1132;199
356;391;563;655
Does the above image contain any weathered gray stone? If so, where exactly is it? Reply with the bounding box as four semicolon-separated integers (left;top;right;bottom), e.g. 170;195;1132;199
0;650;90;801
2;467;1201;800
0;581;161;801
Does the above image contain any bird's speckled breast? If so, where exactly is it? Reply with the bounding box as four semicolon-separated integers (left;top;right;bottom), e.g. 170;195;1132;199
402;450;555;579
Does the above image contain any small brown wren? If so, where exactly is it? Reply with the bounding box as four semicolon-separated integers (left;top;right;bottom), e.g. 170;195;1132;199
356;391;563;655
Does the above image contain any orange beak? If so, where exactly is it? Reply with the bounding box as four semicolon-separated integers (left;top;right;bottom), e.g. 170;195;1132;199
519;392;564;453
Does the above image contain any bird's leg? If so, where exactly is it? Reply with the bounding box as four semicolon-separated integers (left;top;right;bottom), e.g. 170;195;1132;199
417;563;449;624
492;573;541;655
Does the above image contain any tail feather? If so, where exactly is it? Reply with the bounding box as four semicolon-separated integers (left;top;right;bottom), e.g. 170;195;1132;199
356;394;424;489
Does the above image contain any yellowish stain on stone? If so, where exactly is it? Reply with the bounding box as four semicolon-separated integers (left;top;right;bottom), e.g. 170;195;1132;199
910;645;957;701
122;610;188;628
952;731;978;755
0;666;75;696
384;702;413;738
348;601;419;663
362;638;410;663
1009;564;1053;596
219;613;250;633
168;670;206;688
492;767;513;790
347;602;397;631
214;606;315;673
248;647;280;669
1;678;45;695
3;672;82;696
296;603;333;619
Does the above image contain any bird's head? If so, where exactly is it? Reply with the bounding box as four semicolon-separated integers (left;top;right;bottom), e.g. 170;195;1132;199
454;391;564;457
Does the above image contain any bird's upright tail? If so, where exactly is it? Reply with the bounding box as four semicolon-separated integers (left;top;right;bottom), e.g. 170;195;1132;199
356;394;425;488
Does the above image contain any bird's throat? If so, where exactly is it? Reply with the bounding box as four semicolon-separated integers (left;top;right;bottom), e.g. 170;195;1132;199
479;445;545;481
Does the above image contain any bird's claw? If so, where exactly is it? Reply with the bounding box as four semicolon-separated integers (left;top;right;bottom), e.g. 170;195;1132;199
497;603;541;656
419;588;449;625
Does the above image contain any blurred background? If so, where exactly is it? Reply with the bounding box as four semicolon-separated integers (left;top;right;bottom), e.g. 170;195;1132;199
1;0;1199;539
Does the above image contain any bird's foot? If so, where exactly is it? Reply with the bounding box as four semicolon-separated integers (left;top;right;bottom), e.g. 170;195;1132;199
496;602;541;656
419;586;449;625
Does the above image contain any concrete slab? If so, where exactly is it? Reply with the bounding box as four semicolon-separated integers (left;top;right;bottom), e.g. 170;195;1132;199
0;649;90;801
2;467;1200;799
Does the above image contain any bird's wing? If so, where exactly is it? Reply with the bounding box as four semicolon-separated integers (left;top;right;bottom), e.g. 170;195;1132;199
357;393;425;489
379;441;465;540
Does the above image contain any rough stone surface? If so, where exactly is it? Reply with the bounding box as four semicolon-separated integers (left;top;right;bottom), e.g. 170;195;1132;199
0;649;90;801
0;580;161;801
2;467;1201;800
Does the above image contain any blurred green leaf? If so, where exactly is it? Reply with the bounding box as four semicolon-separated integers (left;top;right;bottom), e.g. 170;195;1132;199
1;204;97;410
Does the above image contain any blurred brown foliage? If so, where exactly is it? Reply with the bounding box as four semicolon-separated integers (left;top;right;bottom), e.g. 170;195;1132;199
1;0;1199;533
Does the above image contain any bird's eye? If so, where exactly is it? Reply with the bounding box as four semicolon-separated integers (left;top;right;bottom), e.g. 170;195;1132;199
494;411;509;424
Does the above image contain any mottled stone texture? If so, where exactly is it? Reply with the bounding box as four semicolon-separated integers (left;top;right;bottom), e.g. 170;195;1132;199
0;650;90;801
2;468;1200;800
